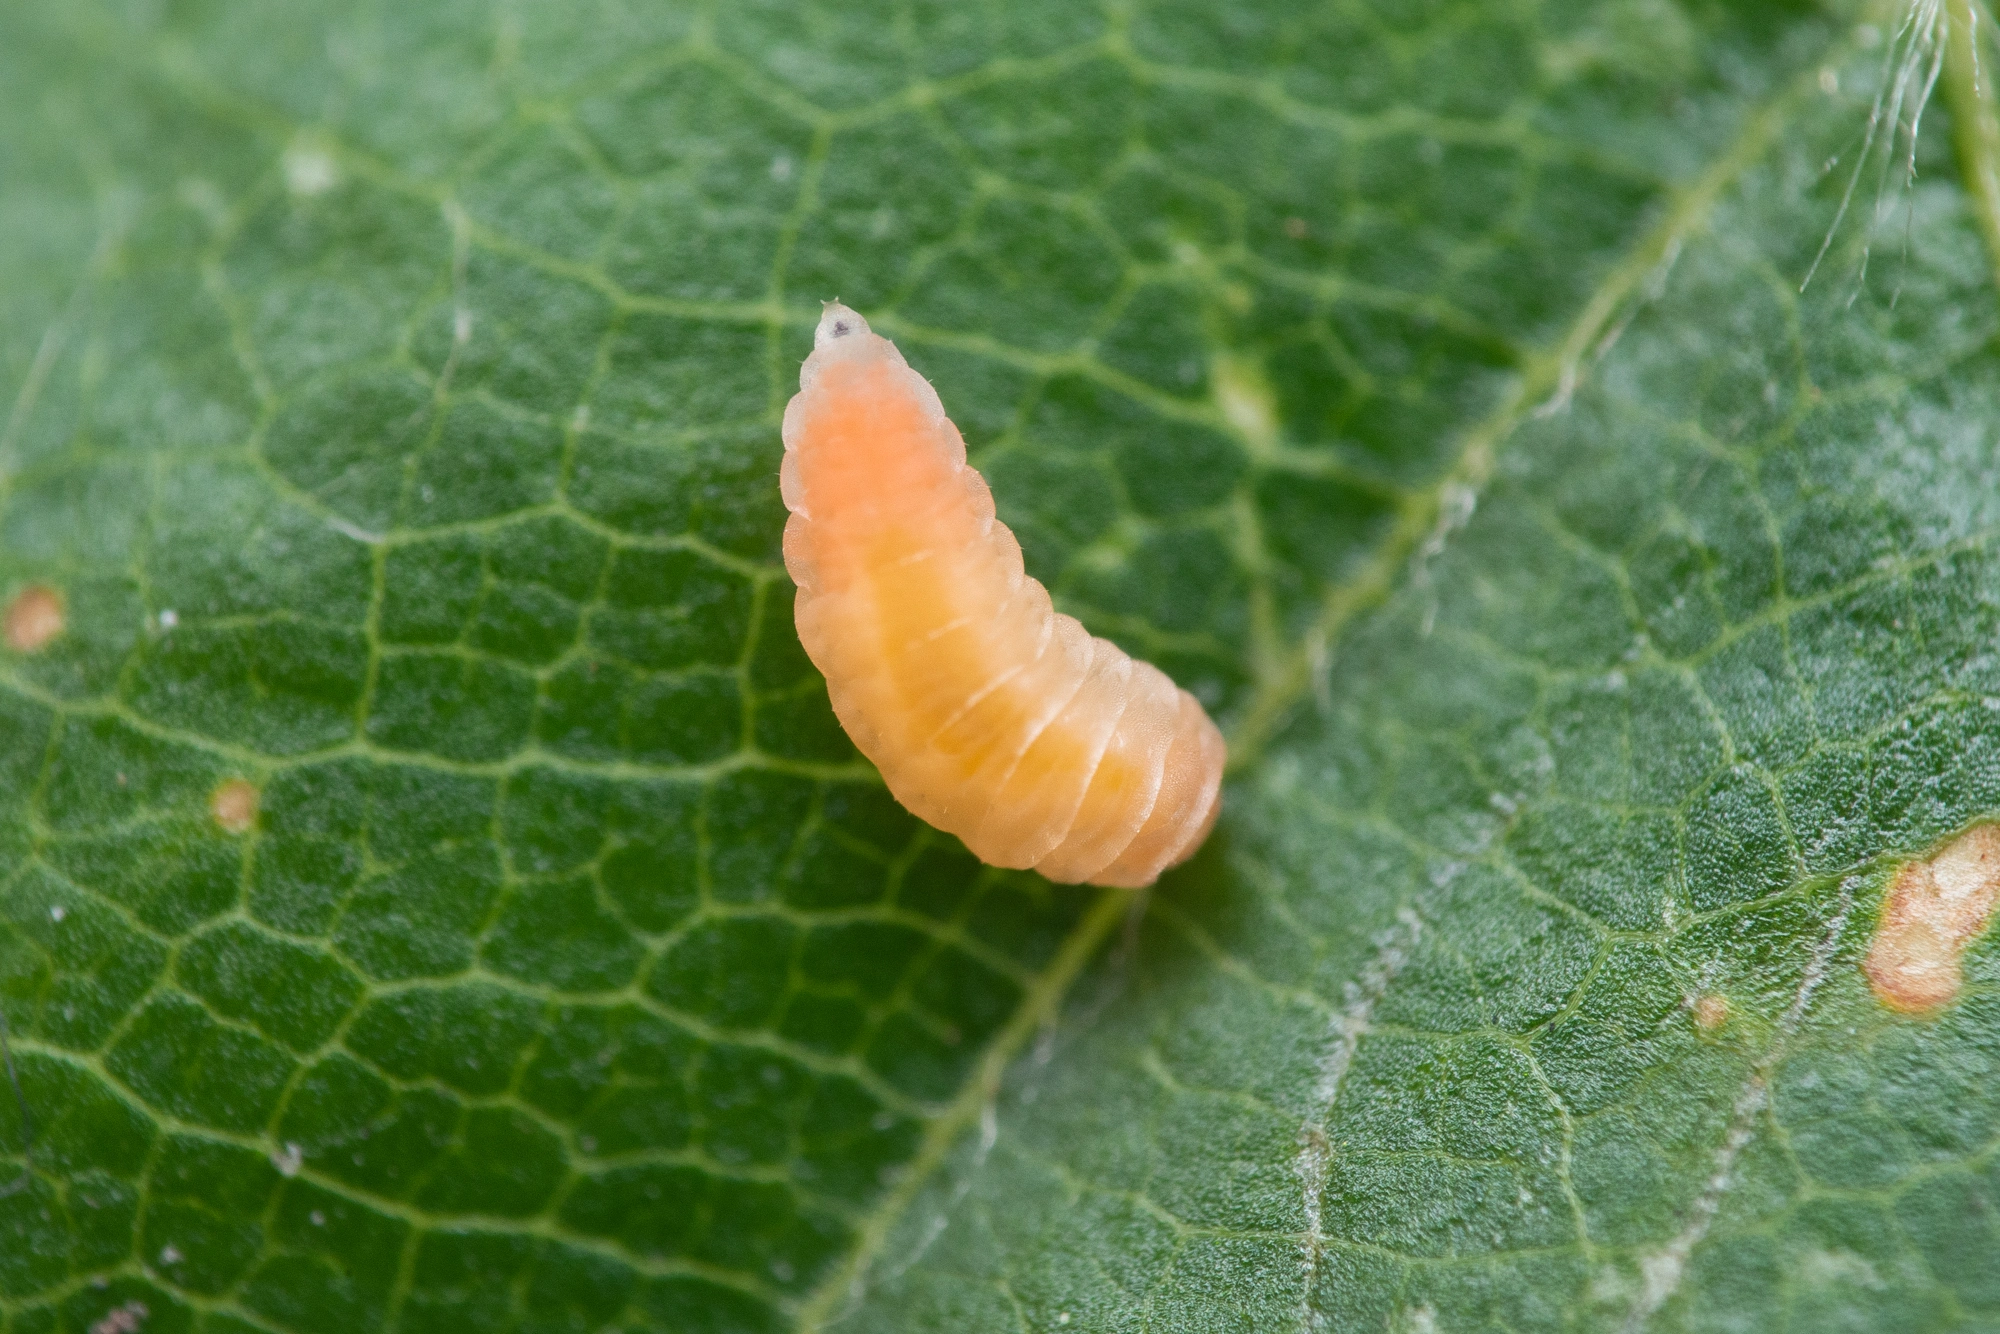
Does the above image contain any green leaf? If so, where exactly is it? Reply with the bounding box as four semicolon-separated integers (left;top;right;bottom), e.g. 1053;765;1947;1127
3;0;1998;1331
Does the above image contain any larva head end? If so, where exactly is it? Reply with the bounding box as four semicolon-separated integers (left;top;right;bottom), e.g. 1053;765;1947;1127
815;300;872;350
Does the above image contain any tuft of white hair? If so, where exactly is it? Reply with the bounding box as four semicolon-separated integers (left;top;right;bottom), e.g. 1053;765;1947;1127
1805;0;1954;296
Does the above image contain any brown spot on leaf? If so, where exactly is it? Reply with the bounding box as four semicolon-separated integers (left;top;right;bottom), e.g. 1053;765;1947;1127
209;779;260;835
1283;216;1308;239
1692;994;1730;1031
1864;823;2000;1015
4;585;63;652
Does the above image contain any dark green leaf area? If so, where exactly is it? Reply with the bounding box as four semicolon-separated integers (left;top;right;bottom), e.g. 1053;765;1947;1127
419;252;618;413
5;0;1994;1330
379;517;608;667
841;31;2000;1330
579;65;814;303
177;922;364;1052
107;993;297;1134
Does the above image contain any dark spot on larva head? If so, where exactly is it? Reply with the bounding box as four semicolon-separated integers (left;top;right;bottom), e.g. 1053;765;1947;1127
815;300;872;350
4;585;63;653
210;779;260;835
1865;823;2000;1015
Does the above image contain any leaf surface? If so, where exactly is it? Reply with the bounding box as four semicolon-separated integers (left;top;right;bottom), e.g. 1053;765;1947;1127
3;1;1998;1331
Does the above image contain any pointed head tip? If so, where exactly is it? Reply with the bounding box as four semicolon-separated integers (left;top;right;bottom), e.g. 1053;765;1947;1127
814;301;871;349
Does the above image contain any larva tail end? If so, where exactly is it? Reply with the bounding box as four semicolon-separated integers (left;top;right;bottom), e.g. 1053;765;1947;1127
815;301;872;349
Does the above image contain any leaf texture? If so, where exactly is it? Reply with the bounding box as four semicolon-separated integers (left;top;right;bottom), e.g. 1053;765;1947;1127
3;1;1998;1331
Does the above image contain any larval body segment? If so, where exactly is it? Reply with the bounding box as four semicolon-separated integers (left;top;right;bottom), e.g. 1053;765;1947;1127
780;303;1224;887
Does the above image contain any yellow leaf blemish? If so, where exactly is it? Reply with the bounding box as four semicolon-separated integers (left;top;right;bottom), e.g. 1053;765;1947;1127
1211;353;1280;455
3;585;64;653
282;140;339;197
1864;823;2000;1015
1692;994;1730;1032
209;779;260;835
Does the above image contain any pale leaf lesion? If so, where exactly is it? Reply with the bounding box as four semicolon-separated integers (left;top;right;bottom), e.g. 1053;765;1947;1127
1864;821;2000;1014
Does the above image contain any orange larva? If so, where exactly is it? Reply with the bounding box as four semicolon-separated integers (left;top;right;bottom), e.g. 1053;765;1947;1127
780;303;1226;888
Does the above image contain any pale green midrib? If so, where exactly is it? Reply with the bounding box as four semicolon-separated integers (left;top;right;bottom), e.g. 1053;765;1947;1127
1947;0;2000;285
801;33;1853;1334
1227;58;1834;777
4;8;1876;1331
22;43;1329;1334
1252;39;1869;1334
791;889;1131;1333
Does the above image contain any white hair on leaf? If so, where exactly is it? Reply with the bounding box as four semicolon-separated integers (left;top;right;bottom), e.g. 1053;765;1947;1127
1805;0;1954;298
